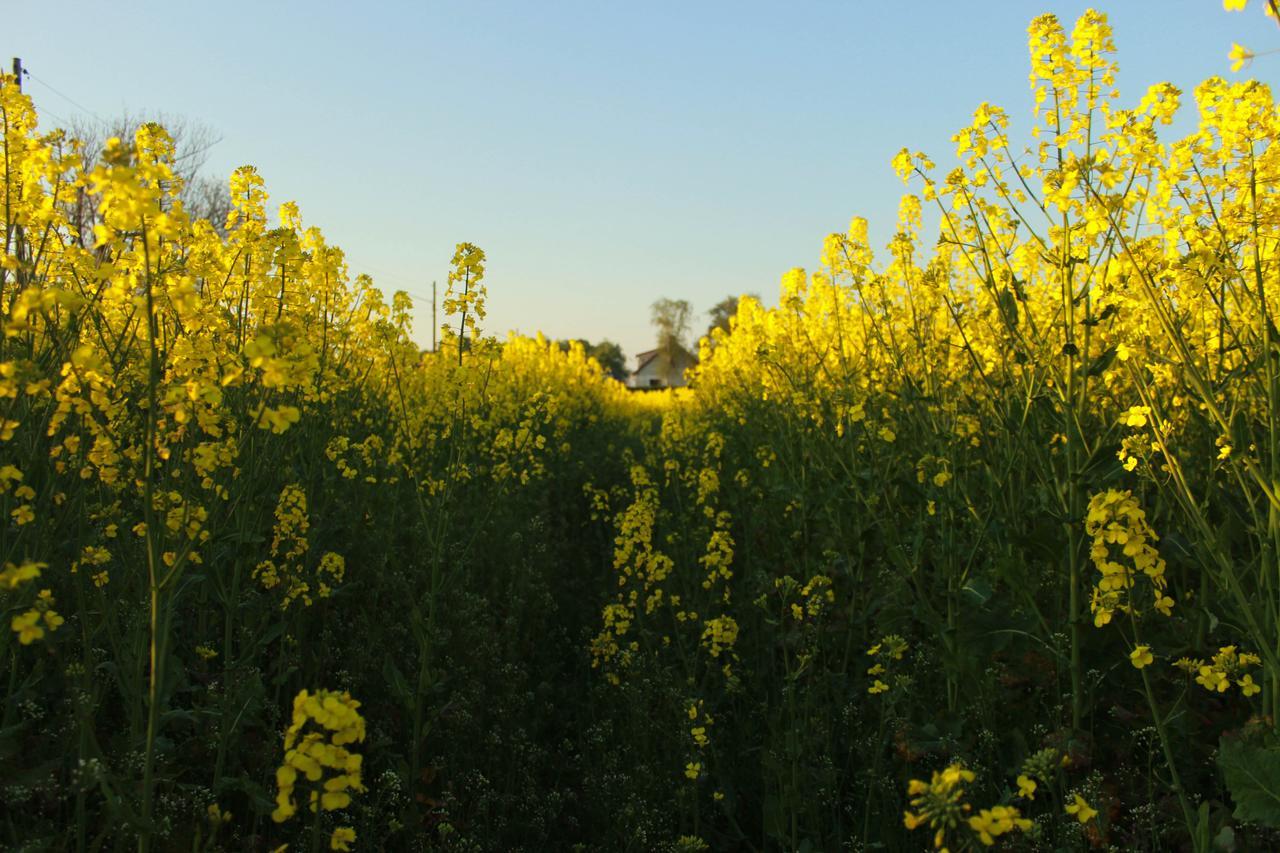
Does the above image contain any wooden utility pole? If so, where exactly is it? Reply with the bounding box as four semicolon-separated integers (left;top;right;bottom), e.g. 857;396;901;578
431;280;437;352
8;58;24;289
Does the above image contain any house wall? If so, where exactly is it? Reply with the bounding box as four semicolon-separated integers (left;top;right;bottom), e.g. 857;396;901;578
627;353;696;389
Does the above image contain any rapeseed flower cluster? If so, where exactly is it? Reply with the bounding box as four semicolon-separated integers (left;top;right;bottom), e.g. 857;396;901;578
441;242;487;352
700;615;739;659
903;764;975;846
11;588;63;644
1084;490;1170;627
903;764;1031;850
787;574;834;622
253;484;342;609
866;634;909;695
271;689;366;823
1013;748;1064;808
1175;645;1263;696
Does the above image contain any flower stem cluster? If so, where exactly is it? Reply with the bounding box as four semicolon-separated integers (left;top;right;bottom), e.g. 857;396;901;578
441;242;487;353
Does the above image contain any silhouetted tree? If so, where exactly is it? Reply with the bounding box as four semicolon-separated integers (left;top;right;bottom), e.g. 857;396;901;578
65;112;231;244
706;294;758;339
650;298;692;384
555;338;628;381
589;340;627;381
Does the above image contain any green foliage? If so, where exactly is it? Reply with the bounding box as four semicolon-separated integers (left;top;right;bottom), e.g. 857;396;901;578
556;338;628;381
1220;735;1280;827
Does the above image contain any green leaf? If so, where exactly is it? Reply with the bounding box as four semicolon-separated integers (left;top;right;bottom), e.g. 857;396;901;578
216;774;275;811
1196;800;1212;851
997;288;1019;329
383;657;414;708
961;577;994;607
1082;303;1118;326
1086;345;1117;377
762;794;785;839
1218;735;1280;826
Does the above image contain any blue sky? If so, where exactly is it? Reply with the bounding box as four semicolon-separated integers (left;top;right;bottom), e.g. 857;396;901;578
9;1;1278;362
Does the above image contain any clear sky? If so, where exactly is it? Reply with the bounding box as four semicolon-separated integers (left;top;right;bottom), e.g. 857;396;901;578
9;1;1278;363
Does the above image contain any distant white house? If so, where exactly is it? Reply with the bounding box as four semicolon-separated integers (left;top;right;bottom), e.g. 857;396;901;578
626;345;698;389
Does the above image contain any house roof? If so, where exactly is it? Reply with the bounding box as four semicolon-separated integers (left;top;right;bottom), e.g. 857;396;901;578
632;344;698;374
633;349;659;371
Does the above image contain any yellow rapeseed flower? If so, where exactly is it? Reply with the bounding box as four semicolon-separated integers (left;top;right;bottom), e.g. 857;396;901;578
330;827;356;851
1130;645;1154;669
968;805;1032;846
1066;793;1098;824
1016;774;1037;800
11;610;44;644
1229;43;1253;72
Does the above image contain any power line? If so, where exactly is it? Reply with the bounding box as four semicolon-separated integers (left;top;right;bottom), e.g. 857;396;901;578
390;289;436;306
346;256;424;285
33;103;72;129
16;59;441;314
345;262;443;308
23;65;224;168
26;69;106;125
347;271;434;306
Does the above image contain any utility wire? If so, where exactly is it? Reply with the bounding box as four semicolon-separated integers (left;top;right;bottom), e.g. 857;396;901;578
25;64;434;309
27;70;106;125
27;67;224;166
34;104;72;129
347;258;441;306
364;283;435;305
347;257;424;285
